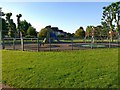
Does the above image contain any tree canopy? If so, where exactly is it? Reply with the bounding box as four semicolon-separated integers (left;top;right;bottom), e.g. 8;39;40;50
102;1;120;36
19;20;31;36
74;27;85;38
27;26;37;37
37;28;48;38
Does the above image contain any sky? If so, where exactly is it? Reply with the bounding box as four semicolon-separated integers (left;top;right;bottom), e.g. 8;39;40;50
0;2;114;33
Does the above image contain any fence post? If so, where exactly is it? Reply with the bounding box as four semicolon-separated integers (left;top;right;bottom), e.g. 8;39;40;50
117;34;120;47
71;38;73;50
13;38;15;50
21;38;24;51
2;38;5;49
109;38;111;48
91;36;95;49
37;38;40;52
49;38;51;51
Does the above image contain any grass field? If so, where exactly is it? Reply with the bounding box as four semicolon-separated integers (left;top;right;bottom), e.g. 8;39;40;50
2;48;119;88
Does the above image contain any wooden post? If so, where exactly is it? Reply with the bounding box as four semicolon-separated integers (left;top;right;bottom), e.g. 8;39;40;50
91;36;94;49
109;38;111;48
2;38;5;49
84;36;86;43
20;31;24;51
71;38;73;50
21;38;24;51
49;36;51;51
37;38;40;52
48;33;51;51
117;33;120;46
13;38;15;50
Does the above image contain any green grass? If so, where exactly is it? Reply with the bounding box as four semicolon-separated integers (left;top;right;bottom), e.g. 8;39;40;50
2;48;119;88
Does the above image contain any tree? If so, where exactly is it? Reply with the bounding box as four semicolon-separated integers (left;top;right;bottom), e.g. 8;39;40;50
27;26;37;37
19;20;31;36
37;28;48;37
101;21;110;38
1;18;8;38
86;25;109;39
110;2;120;34
66;33;73;38
102;2;120;39
16;14;22;37
5;13;17;37
85;26;93;38
74;27;85;38
11;19;17;38
0;9;6;49
95;25;103;39
5;13;14;37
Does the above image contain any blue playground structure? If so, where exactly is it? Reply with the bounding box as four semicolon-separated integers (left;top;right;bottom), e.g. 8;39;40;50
49;33;60;43
42;28;60;43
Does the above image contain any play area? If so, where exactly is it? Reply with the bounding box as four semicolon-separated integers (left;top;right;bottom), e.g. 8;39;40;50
2;37;120;51
1;22;120;51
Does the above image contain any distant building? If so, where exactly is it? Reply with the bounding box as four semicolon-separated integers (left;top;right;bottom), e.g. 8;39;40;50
45;25;68;37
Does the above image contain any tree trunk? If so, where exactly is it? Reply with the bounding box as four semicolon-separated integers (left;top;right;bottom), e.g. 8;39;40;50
20;31;24;51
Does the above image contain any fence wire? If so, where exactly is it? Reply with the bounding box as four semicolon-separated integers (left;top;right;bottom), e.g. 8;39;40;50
2;37;120;51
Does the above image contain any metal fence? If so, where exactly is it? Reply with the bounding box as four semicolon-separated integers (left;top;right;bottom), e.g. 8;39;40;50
1;37;120;51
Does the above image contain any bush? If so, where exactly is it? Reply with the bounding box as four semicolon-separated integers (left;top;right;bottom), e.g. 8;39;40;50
25;35;35;38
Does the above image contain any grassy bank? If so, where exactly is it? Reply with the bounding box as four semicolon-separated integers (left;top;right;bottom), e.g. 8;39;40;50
2;48;118;88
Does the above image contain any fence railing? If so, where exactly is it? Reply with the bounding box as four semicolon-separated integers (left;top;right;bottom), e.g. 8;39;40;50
1;37;120;51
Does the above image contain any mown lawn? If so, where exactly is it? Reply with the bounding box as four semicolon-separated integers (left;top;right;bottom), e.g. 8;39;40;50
2;48;119;88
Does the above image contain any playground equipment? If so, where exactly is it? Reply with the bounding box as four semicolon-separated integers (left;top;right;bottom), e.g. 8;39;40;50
42;26;60;43
78;27;106;48
91;27;95;48
81;44;106;48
